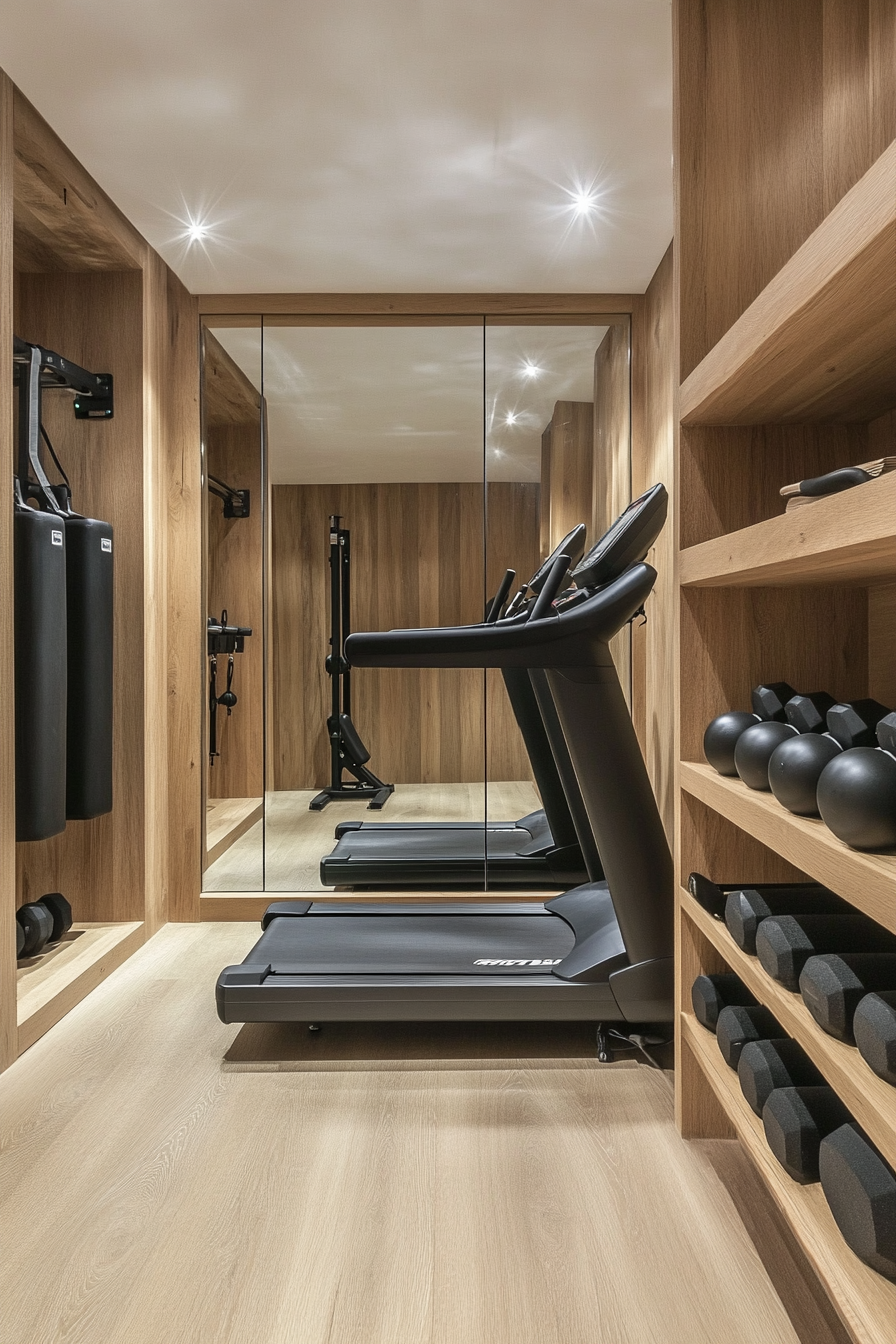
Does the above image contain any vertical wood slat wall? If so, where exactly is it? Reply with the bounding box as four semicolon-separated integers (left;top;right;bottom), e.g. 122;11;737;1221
0;73;201;1071
672;4;896;1340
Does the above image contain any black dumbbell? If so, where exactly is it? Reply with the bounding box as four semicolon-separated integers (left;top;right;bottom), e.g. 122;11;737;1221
755;913;896;992
762;1086;852;1183
799;953;896;1043
723;884;844;955
816;712;896;852
737;1037;824;1115
40;893;73;943
691;973;757;1031
715;1004;783;1068
703;682;797;776
735;692;837;791
687;872;830;925
768;700;890;817
854;992;896;1087
16;902;54;957
819;1123;896;1281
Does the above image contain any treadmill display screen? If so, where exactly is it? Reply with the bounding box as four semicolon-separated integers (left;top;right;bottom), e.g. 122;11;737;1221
571;483;667;588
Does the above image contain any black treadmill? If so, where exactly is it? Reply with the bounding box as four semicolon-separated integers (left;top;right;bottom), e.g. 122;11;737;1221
320;524;600;889
217;484;673;1027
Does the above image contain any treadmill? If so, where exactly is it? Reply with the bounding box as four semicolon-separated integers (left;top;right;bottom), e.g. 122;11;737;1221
217;484;673;1028
320;524;601;889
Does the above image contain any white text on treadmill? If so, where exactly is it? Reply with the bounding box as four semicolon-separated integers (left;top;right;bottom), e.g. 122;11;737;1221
473;958;563;966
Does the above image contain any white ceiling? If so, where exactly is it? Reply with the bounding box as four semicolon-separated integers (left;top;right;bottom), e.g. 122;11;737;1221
1;1;672;294
214;323;611;483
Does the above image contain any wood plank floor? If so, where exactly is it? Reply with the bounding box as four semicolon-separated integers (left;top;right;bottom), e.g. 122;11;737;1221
203;780;542;891
0;923;848;1344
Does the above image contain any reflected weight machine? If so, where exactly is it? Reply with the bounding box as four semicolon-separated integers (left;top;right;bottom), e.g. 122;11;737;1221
310;516;393;811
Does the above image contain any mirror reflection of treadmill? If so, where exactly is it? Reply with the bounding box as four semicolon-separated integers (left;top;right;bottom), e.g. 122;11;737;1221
216;484;673;1030
318;524;601;889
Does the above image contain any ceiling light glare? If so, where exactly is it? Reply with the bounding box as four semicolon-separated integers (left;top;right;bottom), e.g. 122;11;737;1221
571;189;598;217
521;361;541;378
504;412;518;426
185;218;210;244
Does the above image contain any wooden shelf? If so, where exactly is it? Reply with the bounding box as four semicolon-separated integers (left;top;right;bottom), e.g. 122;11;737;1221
16;922;144;1054
682;1014;896;1344
681;888;896;1169
680;141;896;426
680;762;896;934
680;473;896;587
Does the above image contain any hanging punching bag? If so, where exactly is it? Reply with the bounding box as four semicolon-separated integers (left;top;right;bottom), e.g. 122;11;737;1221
14;496;68;841
64;513;113;818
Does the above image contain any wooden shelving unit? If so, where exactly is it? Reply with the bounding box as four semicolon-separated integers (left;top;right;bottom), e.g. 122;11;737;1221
674;5;896;1339
0;73;200;1071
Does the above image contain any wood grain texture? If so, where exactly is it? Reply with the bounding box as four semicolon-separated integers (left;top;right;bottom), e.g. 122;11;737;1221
0;72;16;1072
592;323;632;700
683;1015;896;1344
680;469;896;586
270;483;536;789
198;293;637;317
204;798;264;868
203;327;261;426
0;921;814;1344
14;271;147;925
164;270;202;922
542;401;593;550
12;87;144;272
631;247;676;842
683;889;896;1169
680;763;896;935
680;140;896;424
676;0;896;383
16;921;144;1054
868;581;896;706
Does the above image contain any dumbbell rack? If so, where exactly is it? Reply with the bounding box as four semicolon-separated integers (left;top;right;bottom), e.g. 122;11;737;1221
672;8;896;1342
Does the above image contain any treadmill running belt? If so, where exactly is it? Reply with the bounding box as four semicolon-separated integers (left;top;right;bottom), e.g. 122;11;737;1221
259;912;575;975
327;827;544;862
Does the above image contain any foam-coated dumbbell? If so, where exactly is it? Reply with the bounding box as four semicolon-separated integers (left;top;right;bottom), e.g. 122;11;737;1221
737;1038;824;1115
816;711;896;852
702;682;797;776
735;691;836;791
687;872;828;924
723;884;844;955
40;892;72;943
16;902;54;958
799;953;896;1043
768;699;889;817
715;1004;783;1069
854;991;896;1087
762;1086;851;1183
755;913;896;992
819;1123;896;1281
691;973;757;1031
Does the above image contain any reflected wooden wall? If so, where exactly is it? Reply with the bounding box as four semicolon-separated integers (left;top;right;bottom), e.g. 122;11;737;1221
593;323;632;702
540;400;594;550
271;482;539;789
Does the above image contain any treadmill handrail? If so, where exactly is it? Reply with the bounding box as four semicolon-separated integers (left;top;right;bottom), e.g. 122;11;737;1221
345;563;655;669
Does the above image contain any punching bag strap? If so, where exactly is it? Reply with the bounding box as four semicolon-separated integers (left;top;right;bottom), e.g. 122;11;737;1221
40;423;78;516
17;345;63;515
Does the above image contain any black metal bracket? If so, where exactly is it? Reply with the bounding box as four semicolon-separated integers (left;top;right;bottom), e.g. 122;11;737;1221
14;335;114;419
207;612;253;655
208;474;251;519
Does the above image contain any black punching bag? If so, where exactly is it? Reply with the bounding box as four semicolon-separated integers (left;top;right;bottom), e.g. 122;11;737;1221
65;515;114;818
14;501;67;841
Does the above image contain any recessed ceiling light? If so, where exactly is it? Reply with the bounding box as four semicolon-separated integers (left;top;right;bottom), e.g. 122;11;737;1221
186;218;210;244
521;361;541;378
504;412;518;426
571;189;598;217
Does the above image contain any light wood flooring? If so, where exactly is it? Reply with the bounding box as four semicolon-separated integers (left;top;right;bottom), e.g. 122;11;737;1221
205;796;264;868
0;923;847;1344
203;780;542;891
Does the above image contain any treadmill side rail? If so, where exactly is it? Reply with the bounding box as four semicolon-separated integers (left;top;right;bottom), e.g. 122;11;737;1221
609;957;674;1023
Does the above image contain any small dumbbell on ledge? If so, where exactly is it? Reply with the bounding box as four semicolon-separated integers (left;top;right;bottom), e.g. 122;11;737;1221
15;893;73;960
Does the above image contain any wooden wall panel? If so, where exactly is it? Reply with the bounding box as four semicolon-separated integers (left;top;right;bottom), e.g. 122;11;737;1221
592;322;632;703
543;401;593;548
14;271;146;924
631;246;676;842
676;0;896;380
0;72;16;1070
271;482;539;789
164;271;201;922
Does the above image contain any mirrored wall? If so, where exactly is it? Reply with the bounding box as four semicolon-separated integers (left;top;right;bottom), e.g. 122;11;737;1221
201;316;630;894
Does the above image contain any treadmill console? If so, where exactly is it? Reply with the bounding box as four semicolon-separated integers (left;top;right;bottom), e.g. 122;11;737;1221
528;522;587;594
571;483;667;589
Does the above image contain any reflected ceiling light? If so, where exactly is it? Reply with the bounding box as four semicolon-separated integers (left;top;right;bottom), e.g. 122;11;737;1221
521;361;541;378
504;412;519;426
571;189;598;217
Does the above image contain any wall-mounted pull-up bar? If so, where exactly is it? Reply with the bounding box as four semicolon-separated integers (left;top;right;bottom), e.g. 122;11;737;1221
207;474;251;519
